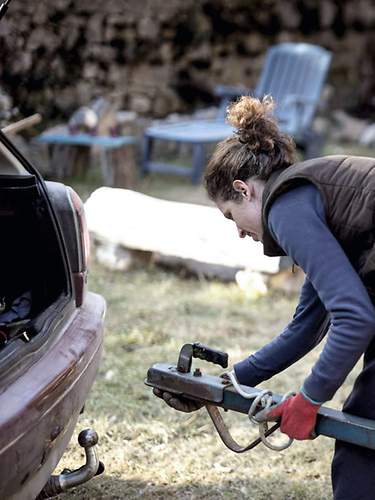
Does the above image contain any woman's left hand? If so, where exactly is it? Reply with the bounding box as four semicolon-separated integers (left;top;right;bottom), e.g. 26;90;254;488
153;388;204;413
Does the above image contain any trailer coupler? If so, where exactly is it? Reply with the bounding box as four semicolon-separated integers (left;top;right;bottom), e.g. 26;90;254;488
146;342;375;453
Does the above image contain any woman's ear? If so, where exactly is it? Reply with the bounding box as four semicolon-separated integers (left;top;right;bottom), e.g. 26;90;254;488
233;179;251;200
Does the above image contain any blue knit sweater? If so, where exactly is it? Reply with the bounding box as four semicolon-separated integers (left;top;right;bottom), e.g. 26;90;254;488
234;184;375;403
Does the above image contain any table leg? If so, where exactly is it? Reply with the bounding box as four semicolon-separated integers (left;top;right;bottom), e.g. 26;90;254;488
192;143;205;185
141;136;154;176
50;144;76;180
99;148;114;186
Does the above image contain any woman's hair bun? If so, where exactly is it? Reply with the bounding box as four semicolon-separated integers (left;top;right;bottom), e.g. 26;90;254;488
227;95;278;153
204;94;297;201
227;95;274;129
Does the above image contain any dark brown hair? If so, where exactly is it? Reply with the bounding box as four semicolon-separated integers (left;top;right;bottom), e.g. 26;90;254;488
204;95;296;201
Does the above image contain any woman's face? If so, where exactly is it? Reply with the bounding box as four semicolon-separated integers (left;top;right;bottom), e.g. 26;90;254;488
215;179;264;242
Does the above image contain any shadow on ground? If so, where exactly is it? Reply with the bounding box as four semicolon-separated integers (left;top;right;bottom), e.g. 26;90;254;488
57;473;331;499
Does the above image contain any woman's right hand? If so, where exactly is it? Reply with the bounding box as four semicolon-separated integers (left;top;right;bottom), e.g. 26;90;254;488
153;388;204;413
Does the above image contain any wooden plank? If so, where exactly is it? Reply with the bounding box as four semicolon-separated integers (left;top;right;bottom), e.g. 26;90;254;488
1;113;42;135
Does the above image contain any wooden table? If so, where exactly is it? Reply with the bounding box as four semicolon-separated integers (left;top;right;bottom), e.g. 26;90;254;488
35;125;137;185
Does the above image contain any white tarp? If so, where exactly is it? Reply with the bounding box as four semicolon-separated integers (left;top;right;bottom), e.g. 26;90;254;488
84;188;280;274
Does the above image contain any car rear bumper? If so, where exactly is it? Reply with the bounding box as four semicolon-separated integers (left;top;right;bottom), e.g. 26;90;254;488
0;291;106;500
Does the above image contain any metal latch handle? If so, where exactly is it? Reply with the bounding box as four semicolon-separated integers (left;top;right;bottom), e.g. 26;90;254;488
177;342;228;373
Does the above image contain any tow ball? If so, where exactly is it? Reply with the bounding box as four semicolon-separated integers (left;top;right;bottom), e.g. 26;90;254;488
36;428;104;499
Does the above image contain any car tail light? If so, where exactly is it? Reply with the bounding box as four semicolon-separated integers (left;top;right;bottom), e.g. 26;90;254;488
68;188;90;306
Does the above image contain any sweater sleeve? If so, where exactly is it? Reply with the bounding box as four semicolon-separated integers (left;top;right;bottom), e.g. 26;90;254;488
266;184;375;402
234;276;328;387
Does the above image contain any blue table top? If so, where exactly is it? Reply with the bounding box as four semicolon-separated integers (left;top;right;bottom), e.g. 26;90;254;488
146;119;234;143
36;125;136;148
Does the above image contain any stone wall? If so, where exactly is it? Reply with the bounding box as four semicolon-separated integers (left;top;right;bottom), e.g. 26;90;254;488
0;0;374;121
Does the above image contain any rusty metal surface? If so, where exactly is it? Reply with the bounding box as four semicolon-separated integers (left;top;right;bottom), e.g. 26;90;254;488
147;363;375;451
176;344;193;373
0;292;105;500
176;343;229;374
36;428;101;498
206;405;280;453
146;363;224;403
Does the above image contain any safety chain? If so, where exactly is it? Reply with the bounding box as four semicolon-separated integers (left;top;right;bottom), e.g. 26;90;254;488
227;370;295;451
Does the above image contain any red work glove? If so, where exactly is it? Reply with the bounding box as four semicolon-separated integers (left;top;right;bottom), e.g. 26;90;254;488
265;392;320;440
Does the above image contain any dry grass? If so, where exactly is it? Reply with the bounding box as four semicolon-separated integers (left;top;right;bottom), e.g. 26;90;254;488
53;142;372;499
54;261;361;500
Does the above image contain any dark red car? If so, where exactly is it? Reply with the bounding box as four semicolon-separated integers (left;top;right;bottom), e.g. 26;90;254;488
0;125;105;498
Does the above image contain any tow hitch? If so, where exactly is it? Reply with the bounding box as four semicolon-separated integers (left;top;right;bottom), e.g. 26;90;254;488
146;342;375;452
36;429;104;499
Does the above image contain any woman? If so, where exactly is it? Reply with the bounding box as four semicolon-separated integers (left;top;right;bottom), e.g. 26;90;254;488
154;96;375;500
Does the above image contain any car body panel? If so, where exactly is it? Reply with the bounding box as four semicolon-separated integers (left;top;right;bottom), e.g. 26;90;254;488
0;291;105;499
0;44;106;499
